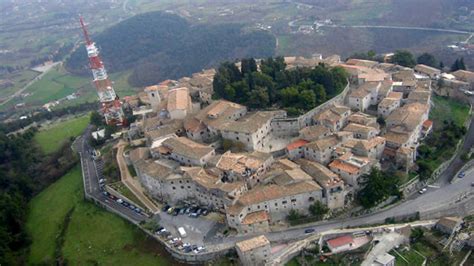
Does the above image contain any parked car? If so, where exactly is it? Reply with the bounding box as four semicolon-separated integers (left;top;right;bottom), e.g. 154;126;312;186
201;209;209;216
167;207;175;214
172;208;180;216
179;208;186;215
103;191;109;196
189;213;199;218
162;205;170;212
183;247;192;253
99;178;106;184
185;207;192;214
122;201;130;207
196;208;203;215
304;228;315;234
458;171;465;178
116;198;123;204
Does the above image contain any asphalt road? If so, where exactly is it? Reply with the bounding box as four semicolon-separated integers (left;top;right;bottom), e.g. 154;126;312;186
75;126;146;223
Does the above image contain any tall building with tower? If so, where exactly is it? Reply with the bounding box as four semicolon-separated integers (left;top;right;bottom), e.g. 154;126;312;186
79;16;125;126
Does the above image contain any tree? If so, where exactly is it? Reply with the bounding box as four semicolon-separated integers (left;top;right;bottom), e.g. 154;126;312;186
309;201;329;220
357;168;400;208
241;58;257;76
451;57;467;72
411;228;424;243
299;89;316;109
417;53;438;68
247;87;270;108
90;111;104;127
377;116;386;127
391;50;416;67
287;209;304;221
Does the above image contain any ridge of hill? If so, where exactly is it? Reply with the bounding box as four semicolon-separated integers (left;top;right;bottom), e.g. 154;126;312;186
66;11;276;87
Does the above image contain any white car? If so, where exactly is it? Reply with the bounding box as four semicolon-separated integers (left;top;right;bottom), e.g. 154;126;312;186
418;190;424;194
116;198;123;204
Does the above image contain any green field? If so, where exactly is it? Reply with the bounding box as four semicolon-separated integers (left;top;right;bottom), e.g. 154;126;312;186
34;114;90;154
430;95;471;128
0;70;39;99
26;165;174;265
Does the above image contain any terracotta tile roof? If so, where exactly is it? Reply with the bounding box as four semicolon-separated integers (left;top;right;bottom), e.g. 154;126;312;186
304;136;340;151
379;97;399;108
287;139;309;151
422;119;433;129
184;117;206;132
162;137;214;160
193;100;247;130
329;160;360;175
346;59;379;68
236;235;270;252
327;235;353;248
220;111;280;134
299;125;332;141
241;210;269;225
452;70;474;82
237;181;322;206
129;147;150;163
383;131;410;146
387;91;403;99
296;159;344;188
167;87;190;111
343;123;378;135
437;216;462;230
414;64;441;75
313;105;350;124
347;112;377;127
386;102;429;131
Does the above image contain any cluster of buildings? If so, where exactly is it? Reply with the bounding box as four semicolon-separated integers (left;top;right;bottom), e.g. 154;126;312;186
120;55;439;235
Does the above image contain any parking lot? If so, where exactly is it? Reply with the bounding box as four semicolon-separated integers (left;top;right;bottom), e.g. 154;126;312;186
154;205;223;247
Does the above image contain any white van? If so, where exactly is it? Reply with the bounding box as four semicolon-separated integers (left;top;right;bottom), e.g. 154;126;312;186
177;227;187;238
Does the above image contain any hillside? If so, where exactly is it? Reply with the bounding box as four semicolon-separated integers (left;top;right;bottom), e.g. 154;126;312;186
66;11;276;87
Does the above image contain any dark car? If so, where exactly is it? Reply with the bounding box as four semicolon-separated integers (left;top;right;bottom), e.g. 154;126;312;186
304;228;315;234
128;204;136;210
183;247;192;253
162;204;170;212
103;191;109;196
122;201;130;207
173;208;180;216
134;208;141;213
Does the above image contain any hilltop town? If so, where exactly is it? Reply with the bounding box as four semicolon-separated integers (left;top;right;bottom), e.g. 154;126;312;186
80;53;474;264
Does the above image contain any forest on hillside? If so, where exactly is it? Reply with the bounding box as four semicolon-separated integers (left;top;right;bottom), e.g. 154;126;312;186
66;11;276;87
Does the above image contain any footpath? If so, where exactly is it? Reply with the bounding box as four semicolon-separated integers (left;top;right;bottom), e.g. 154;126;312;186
116;141;160;214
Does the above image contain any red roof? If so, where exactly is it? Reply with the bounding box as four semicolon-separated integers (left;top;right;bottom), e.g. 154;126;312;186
327;235;353;248
287;139;309;151
422;119;433;129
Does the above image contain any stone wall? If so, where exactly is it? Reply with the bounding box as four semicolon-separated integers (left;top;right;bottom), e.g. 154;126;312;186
270;82;351;138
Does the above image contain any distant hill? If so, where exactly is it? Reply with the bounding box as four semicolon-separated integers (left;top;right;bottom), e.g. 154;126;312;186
66;12;276;87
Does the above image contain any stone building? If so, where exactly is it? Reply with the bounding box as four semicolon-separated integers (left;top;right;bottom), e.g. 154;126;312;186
236;235;271;265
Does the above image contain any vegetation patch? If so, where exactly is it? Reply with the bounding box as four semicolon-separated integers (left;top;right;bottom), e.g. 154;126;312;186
27;165;175;265
34;114;89;154
213;57;348;116
416;95;470;179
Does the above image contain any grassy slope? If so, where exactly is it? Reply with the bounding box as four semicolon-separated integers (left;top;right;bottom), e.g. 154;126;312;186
26;166;83;264
34;114;89;154
27;165;173;265
430;95;470;128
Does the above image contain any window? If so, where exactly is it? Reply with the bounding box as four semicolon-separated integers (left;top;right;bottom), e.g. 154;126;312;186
275;203;278;206
282;200;287;204
308;197;314;202
172;187;176;190
291;199;296;203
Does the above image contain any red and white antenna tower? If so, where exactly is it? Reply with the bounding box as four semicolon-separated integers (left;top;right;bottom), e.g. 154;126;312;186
79;16;125;126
